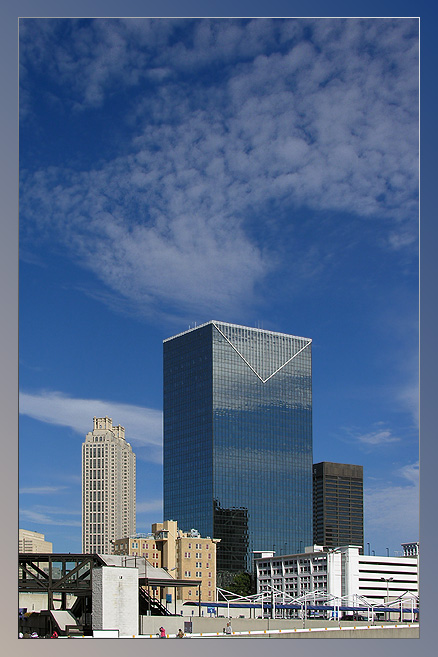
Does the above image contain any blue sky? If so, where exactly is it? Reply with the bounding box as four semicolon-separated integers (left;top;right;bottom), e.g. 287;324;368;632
19;17;419;556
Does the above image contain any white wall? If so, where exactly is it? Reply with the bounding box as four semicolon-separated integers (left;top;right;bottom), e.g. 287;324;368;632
343;547;360;597
19;593;76;612
327;551;342;598
92;566;138;636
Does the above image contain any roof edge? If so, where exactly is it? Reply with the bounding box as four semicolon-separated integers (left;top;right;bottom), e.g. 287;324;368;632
163;320;312;343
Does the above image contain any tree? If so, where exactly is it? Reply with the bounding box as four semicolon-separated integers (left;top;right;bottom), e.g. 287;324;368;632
229;571;254;597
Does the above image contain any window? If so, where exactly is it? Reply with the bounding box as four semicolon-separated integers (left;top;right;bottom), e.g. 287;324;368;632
184;571;191;577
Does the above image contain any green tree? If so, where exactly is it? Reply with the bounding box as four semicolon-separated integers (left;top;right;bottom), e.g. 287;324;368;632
229;571;254;597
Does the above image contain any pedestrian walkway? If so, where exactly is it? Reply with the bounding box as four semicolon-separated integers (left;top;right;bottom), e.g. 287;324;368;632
58;623;419;639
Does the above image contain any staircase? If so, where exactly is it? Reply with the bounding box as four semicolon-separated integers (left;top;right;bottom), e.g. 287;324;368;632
139;586;173;616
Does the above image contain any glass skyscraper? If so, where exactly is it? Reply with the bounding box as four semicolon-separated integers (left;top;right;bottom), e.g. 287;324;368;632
163;321;313;581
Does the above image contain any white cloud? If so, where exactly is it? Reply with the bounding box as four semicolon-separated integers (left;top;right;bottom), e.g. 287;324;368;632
19;390;163;455
20;18;418;320
396;381;419;426
343;423;401;447
364;462;419;541
20;486;68;494
356;429;400;446
136;499;163;514
397;460;419;486
20;506;82;527
387;228;418;251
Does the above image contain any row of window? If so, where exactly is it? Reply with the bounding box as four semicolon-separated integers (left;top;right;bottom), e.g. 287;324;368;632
183;570;213;578
185;587;213;597
184;551;212;559
130;552;160;559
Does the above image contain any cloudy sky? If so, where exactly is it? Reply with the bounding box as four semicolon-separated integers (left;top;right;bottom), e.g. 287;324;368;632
19;17;418;555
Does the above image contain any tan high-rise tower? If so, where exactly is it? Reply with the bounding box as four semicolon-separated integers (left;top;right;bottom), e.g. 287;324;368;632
82;416;136;553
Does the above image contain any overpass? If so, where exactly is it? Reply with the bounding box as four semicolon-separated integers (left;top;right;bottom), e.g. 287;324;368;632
19;552;202;634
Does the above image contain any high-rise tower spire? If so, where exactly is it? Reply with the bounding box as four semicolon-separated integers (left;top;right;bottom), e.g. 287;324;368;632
82;416;136;553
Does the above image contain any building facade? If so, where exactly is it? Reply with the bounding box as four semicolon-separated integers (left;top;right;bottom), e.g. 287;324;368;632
163;321;313;582
113;520;219;602
19;529;52;553
256;545;418;611
82;417;136;553
313;462;364;551
401;541;419;557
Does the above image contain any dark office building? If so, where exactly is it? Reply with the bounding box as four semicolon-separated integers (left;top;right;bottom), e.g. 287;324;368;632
163;321;314;581
313;462;364;551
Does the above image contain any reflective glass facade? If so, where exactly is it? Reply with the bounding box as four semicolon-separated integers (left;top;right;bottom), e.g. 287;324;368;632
163;321;313;578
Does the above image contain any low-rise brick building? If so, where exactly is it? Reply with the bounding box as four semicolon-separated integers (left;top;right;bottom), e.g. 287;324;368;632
113;520;220;603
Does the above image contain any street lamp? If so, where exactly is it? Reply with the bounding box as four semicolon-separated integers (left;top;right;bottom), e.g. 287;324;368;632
381;577;394;621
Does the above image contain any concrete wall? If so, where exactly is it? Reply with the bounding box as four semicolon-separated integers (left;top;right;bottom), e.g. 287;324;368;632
139;616;418;639
245;627;419;639
19;593;76;612
92;566;138;636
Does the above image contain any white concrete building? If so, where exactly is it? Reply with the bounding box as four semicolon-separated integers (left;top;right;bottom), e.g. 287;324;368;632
82;417;136;553
92;565;139;636
256;545;418;612
19;529;52;553
401;541;419;556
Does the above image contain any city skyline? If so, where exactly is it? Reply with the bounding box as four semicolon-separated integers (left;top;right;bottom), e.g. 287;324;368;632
19;18;419;556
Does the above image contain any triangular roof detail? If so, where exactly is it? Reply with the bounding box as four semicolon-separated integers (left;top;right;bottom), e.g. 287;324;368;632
213;322;311;383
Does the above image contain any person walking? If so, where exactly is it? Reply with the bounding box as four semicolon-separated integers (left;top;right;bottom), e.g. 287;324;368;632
176;628;184;638
159;626;166;638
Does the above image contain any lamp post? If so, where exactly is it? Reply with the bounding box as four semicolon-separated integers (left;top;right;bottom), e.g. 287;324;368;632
302;594;307;629
381;577;394;621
